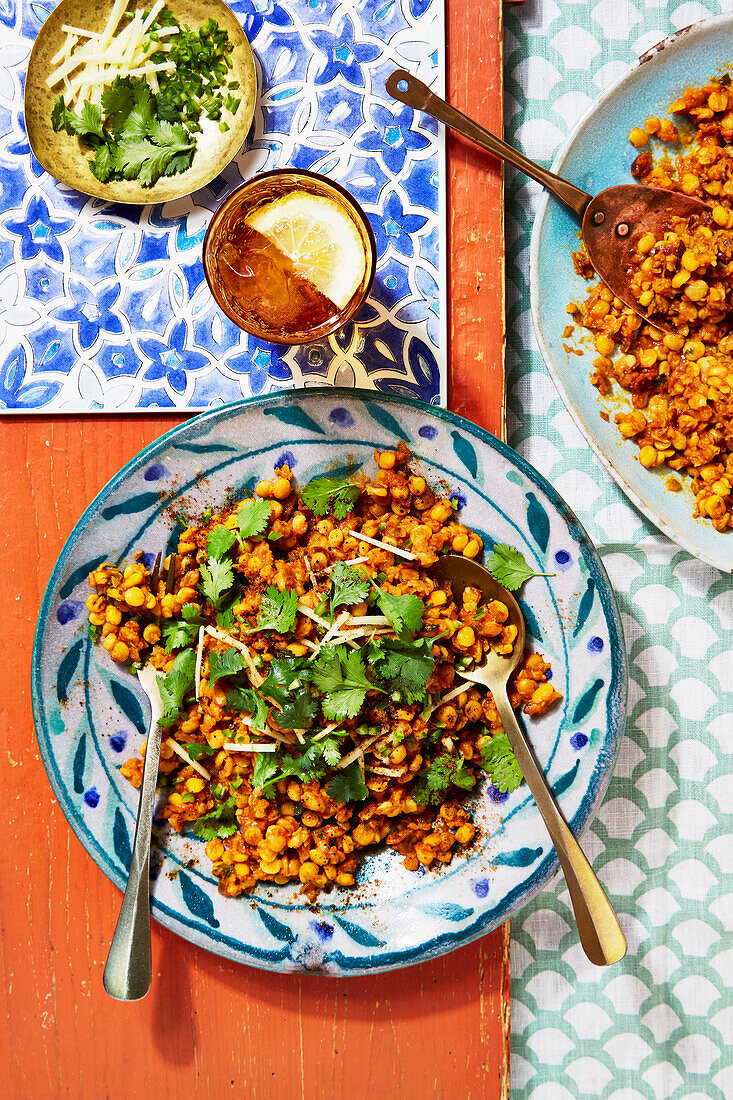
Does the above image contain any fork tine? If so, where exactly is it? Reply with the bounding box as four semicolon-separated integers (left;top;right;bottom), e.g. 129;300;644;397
165;553;178;594
149;551;162;593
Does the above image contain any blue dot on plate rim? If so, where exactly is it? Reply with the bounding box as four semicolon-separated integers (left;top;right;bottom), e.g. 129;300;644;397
418;425;438;439
84;787;100;808
275;450;296;469
140;551;156;569
489;786;509;803
57;600;83;624
328;407;355;428
570;732;588;750
110;731;127;752
143;463;168;481
554;549;572;572
309;919;334;941
472;878;490;899
587;636;604;653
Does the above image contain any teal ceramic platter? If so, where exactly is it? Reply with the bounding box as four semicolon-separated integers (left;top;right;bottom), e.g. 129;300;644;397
32;389;626;974
531;14;733;573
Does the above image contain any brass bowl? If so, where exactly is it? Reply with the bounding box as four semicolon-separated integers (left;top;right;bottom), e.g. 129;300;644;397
24;0;257;205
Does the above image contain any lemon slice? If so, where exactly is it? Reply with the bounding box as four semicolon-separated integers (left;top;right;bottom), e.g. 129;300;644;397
245;192;367;309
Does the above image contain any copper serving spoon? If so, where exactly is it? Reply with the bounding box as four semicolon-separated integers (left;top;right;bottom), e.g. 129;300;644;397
387;69;710;336
431;555;627;967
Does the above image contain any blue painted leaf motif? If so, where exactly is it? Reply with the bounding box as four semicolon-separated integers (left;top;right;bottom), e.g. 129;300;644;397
60;555;106;598
451;431;478;479
333;915;385;947
263;405;325;435
419;902;475;922
526;492;550;552
110;680;146;738
174;442;238;454
494;846;542;868
113;808;132;871
553;760;580;798
517;598;543;642
363;400;410;443
178;871;220;928
101;491;161;520
72;734;86;794
572;679;604;725
57;638;84;703
407;337;439;393
573;578;596;637
256;906;295;944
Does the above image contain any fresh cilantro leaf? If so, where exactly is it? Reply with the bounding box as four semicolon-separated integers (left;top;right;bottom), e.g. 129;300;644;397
162;616;201;653
327;761;368;802
120;81;155;140
301;474;361;519
368;635;437;702
414;754;475;806
237;498;271;538
154;90;178;122
484;543;554;591
362;572;424;641
89;142;117;182
148;117;190;147
80;100;105;140
320;737;342;766
207;525;237;559
199;556;234;608
329;562;370;621
480;732;523;793
184;742;218;761
182;604;204;623
207;647;244;688
87;621;101;643
157;648;196;726
226;687;268;730
191;796;238;841
50;95;68;132
251;585;298;634
163;148;194;176
252;751;280;794
101;77;135;133
311;646;383;720
261;656;317;729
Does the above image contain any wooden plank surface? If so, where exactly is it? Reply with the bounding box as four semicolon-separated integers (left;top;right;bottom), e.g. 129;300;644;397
0;0;508;1095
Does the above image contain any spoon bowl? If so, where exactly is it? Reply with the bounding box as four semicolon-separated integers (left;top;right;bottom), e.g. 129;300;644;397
430;554;627;967
388;68;710;336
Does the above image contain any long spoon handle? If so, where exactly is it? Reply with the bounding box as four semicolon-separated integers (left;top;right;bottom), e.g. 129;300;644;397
493;689;627;966
103;669;163;1000
386;69;592;219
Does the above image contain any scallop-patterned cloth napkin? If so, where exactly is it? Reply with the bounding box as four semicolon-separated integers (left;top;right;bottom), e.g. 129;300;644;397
506;1;733;1097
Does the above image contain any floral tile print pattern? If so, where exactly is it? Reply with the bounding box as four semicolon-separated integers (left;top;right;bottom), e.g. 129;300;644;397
506;1;733;1097
0;0;445;412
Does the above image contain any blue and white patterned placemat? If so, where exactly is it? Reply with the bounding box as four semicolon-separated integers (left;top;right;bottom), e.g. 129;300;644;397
0;0;445;412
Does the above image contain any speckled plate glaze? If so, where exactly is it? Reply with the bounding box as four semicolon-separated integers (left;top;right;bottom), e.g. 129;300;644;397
32;389;626;974
530;14;733;574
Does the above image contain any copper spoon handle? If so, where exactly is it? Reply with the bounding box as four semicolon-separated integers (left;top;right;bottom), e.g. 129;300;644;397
492;687;627;966
386;69;592;219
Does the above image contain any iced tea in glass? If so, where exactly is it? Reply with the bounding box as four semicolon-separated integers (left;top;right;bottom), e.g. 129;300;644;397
203;169;376;344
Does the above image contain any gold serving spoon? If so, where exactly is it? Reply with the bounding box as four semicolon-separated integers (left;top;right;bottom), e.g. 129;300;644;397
431;554;627;967
387;68;710;336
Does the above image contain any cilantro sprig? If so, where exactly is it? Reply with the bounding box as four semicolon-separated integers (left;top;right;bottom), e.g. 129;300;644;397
327;760;368;803
199;556;234;608
157;648;196;727
414;753;475;806
161;604;205;653
207;647;244;688
237;498;271;539
226;687;268;731
368;635;437;702
480;732;523;793
362;571;424;641
329;562;370;621
207;526;237;559
250;586;298;634
485;544;554;591
311;645;384;720
191;796;238;841
301;474;361;519
261;657;318;729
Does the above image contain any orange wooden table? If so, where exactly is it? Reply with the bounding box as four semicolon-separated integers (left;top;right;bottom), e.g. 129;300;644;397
1;2;506;1095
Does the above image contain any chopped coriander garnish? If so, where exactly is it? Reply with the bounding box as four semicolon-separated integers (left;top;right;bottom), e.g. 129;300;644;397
480;732;523;793
301;474;361;519
199;556;234;608
484;544;554;591
237;498;271;539
250;585;298;634
311;646;384;720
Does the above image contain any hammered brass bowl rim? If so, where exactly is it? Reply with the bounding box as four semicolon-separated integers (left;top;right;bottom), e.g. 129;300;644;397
24;0;257;205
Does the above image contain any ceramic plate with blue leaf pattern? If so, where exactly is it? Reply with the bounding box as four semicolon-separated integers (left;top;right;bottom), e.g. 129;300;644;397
530;14;733;572
33;389;626;974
